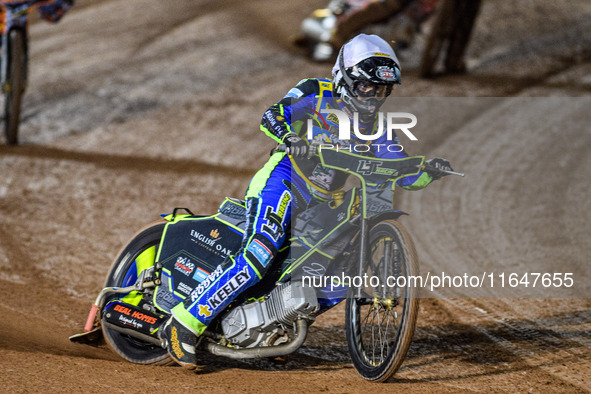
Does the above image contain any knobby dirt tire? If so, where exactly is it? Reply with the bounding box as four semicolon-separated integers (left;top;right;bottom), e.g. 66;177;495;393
101;221;173;365
345;220;420;382
4;29;26;145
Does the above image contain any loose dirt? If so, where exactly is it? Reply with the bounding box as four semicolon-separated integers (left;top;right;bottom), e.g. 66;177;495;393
1;0;590;392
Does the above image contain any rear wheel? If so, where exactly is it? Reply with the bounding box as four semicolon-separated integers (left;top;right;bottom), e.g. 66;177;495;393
102;221;173;365
4;29;26;145
345;220;419;382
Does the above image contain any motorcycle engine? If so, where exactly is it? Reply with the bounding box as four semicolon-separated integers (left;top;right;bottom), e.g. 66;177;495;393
220;281;319;348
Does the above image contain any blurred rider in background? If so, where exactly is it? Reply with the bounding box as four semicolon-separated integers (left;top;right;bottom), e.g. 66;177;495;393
38;0;74;23
159;34;453;368
0;0;74;29
298;0;440;61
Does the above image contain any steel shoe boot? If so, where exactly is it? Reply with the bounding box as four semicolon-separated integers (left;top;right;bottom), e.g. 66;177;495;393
159;316;197;369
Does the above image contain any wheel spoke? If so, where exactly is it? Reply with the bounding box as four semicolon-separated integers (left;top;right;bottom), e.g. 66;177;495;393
346;221;419;381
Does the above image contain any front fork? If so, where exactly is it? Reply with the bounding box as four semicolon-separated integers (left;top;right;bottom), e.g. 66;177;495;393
356;217;369;299
1;24;10;89
355;218;400;303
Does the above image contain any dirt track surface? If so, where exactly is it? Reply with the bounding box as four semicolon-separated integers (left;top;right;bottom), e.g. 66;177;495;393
1;0;591;392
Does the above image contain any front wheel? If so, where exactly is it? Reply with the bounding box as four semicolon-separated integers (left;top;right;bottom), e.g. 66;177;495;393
101;221;173;365
345;220;420;382
4;29;26;145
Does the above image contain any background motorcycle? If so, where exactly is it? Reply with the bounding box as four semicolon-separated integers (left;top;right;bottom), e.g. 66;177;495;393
296;0;481;77
0;0;49;144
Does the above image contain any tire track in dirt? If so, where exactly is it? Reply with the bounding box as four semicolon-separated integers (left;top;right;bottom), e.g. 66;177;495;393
130;0;229;56
0;145;258;178
430;297;591;390
398;61;591;389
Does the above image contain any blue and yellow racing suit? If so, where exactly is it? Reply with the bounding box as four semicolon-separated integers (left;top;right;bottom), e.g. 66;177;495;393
172;78;434;336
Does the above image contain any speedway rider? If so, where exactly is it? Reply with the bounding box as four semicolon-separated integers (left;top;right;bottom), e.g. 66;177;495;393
160;34;453;368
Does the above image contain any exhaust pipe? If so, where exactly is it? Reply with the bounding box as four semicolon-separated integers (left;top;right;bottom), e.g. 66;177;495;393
201;319;308;359
102;318;309;360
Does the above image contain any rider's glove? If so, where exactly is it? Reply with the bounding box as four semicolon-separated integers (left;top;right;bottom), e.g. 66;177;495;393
425;158;453;180
283;133;308;158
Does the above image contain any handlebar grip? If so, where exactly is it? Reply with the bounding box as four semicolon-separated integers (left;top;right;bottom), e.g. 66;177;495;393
270;143;287;156
422;163;465;177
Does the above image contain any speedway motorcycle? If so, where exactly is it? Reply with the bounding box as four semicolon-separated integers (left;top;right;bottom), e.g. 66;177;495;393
70;145;462;382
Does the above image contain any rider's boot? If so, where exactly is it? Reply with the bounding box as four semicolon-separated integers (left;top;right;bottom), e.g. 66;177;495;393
159;316;198;369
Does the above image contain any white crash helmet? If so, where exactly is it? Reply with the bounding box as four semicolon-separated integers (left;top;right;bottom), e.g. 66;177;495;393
332;34;401;122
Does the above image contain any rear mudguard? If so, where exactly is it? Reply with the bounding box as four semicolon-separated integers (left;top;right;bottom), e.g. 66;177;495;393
369;210;408;226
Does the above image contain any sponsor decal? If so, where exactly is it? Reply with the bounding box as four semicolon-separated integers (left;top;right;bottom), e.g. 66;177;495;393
171;327;185;359
377;66;396;81
174;256;195;276
207;266;251;310
261;191;291;242
356;159;399;176
190;229;232;257
264;110;286;136
112;303;158;328
265;111;277;127
177;281;193;296
190;229;220;247
198;304;212;318
373;52;391;58
326;112;340;125
219;201;246;218
156;286;179;307
264;110;285;136
190;265;223;302
367;200;391;214
118;315;143;329
286;87;304;98
356;159;383;176
114;304;132;315
216;244;232;256
130;311;157;325
192;266;210;283
247;239;273;268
